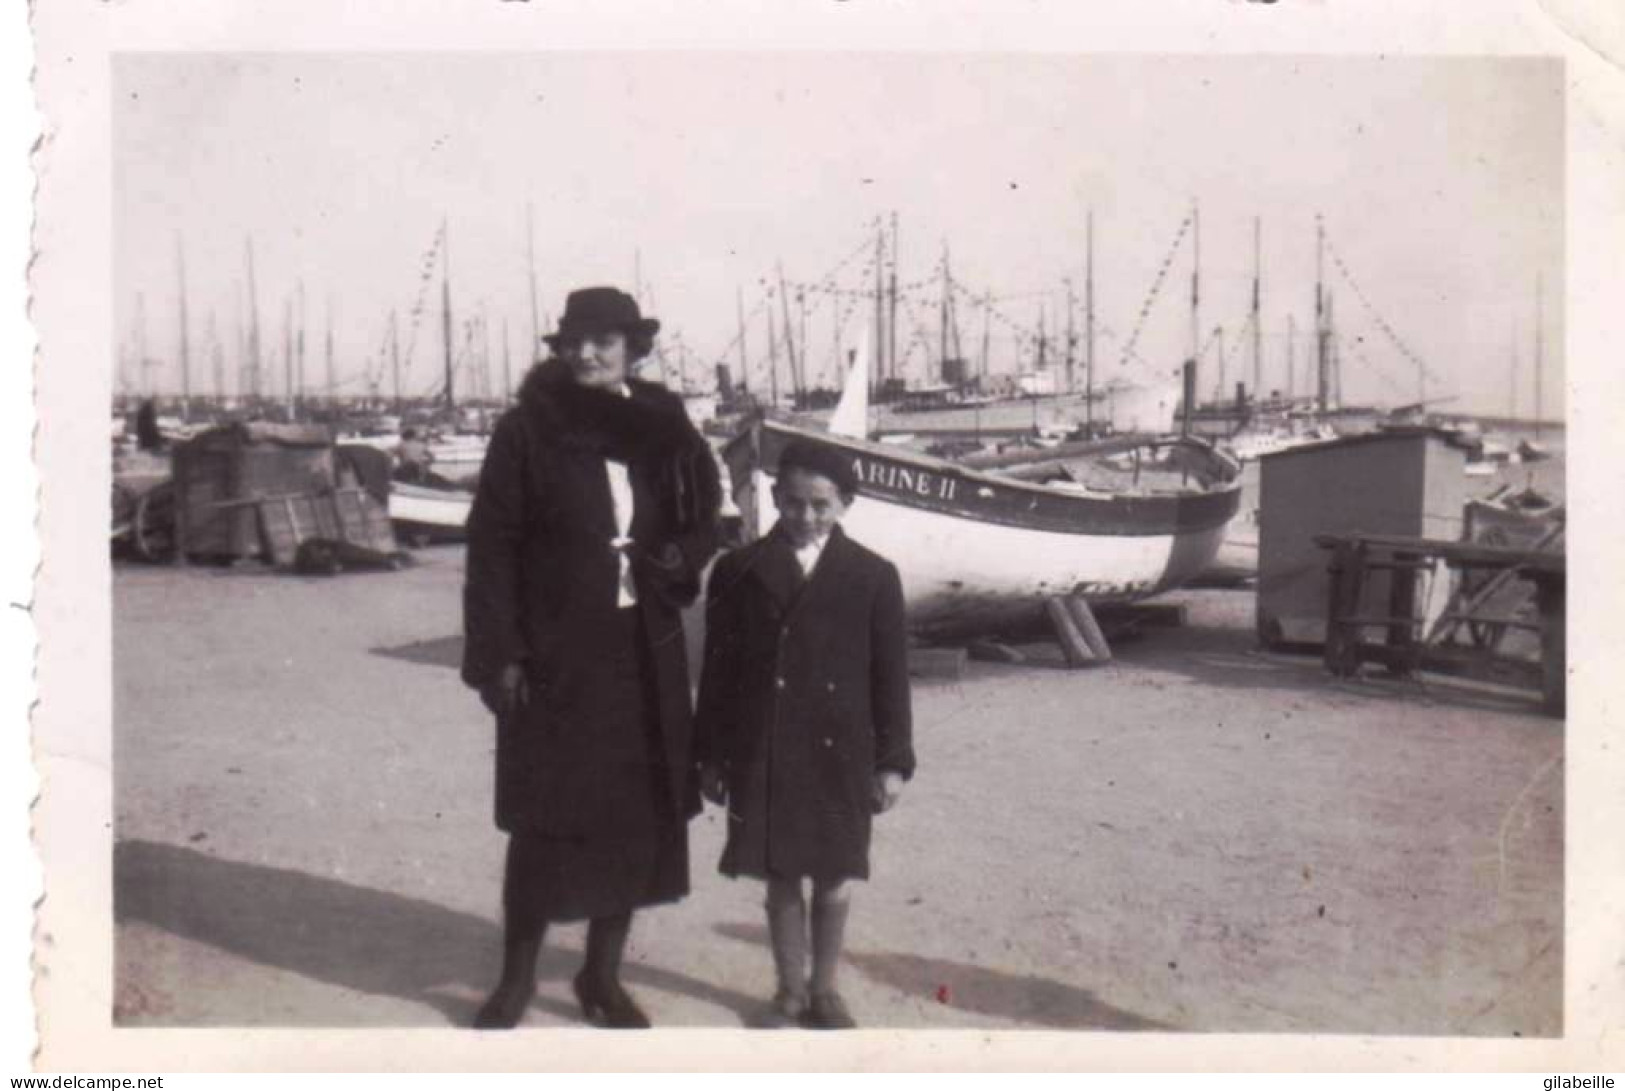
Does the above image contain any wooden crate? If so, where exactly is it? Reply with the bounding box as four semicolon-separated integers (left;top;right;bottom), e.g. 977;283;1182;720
257;487;398;567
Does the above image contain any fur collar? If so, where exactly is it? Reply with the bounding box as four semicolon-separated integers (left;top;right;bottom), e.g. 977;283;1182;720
516;357;692;462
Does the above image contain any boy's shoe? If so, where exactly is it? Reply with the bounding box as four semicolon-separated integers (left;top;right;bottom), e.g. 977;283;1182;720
802;991;857;1030
755;986;809;1028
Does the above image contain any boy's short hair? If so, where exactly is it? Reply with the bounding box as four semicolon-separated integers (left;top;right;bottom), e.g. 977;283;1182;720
777;439;861;501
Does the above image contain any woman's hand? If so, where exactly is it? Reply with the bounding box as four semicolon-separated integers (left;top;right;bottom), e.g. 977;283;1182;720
482;661;531;717
646;542;686;572
872;770;905;814
698;763;728;807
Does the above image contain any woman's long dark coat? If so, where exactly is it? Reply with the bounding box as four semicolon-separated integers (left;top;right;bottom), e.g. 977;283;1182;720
694;524;915;881
462;359;722;837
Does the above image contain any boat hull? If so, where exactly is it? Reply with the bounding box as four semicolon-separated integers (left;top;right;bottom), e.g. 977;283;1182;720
388;481;471;544
725;420;1242;634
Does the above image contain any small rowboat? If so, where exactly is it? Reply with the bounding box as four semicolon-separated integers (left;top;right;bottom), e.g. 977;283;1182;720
388;479;473;546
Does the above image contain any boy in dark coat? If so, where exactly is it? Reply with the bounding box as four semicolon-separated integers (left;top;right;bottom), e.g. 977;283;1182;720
695;439;915;1029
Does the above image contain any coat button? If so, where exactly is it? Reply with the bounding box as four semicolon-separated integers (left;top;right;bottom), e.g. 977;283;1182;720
825;681;835;692
775;677;786;690
822;737;834;748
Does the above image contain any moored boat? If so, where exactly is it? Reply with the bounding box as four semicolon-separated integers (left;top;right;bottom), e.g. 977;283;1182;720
387;478;473;545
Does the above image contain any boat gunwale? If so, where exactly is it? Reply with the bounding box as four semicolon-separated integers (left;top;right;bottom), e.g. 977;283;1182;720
742;417;1243;503
728;418;1242;539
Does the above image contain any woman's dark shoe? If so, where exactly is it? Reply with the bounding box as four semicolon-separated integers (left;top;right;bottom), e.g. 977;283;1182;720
802;990;857;1030
471;983;534;1029
573;970;652;1029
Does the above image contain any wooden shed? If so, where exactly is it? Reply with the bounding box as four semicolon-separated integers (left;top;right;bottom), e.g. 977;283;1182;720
1256;427;1471;647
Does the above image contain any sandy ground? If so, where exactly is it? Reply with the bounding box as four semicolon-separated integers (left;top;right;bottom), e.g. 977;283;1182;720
112;548;1561;1034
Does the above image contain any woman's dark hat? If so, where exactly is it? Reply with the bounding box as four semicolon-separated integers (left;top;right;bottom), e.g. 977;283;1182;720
543;287;660;348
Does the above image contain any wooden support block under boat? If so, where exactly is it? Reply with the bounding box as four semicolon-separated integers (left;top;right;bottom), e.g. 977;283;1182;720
1063;594;1113;663
967;640;1027;665
1045;595;1099;668
907;647;968;681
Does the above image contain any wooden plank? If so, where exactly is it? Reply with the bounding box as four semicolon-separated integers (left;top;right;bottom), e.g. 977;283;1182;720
1314;532;1565;575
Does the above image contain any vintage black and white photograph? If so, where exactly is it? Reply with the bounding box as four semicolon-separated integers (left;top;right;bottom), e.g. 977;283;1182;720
93;47;1574;1043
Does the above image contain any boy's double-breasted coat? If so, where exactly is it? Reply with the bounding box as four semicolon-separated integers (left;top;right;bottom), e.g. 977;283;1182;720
462;358;722;841
695;523;915;882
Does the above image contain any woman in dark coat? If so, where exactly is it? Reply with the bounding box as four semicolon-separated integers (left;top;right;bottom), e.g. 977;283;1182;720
694;441;915;1029
462;287;722;1029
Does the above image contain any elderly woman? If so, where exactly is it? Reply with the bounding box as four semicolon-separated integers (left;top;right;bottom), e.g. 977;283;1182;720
462;287;722;1029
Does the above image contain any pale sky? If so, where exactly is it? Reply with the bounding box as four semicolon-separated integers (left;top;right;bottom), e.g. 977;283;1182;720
113;52;1564;417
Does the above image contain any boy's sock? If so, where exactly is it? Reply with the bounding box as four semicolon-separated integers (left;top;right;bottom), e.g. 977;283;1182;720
765;877;808;999
808;883;850;995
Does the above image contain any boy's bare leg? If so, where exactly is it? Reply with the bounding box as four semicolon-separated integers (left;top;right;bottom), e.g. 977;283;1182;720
806;879;856;1029
765;876;809;1021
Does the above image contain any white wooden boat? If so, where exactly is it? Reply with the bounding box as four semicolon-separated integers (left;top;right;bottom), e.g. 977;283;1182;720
719;347;1240;633
388;479;472;545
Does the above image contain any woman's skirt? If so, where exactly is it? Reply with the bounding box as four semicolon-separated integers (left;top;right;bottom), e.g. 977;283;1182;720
502;607;689;923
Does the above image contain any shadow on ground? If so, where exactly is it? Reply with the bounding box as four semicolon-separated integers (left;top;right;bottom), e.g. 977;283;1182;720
714;921;1169;1031
371;635;464;670
115;839;760;1027
969;599;1553;721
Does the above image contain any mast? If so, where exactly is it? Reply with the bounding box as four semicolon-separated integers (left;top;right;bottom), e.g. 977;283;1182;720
735;287;749;398
1036;306;1048;372
767;296;781;407
207;312;224;405
174;234;191;419
1534;273;1544;439
1085;209;1096;435
324;298;335;405
939;242;950;384
1286;314;1296;402
503;317;513;403
1251;215;1262;405
1509;317;1519;421
244;237;262;403
1215;325;1226;404
777;262;799;401
135;293;149;398
1315;214;1329;414
282;297;294;419
390;309;401;414
798;283;809;394
1190;200;1202;405
233;287;246;402
441;218;455;410
295;280;307;417
887;211;899;387
873;222;884;398
526;203;540;365
1064;279;1076;394
979;291;992;387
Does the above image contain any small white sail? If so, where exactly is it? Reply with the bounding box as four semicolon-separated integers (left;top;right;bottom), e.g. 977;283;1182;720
827;343;870;439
